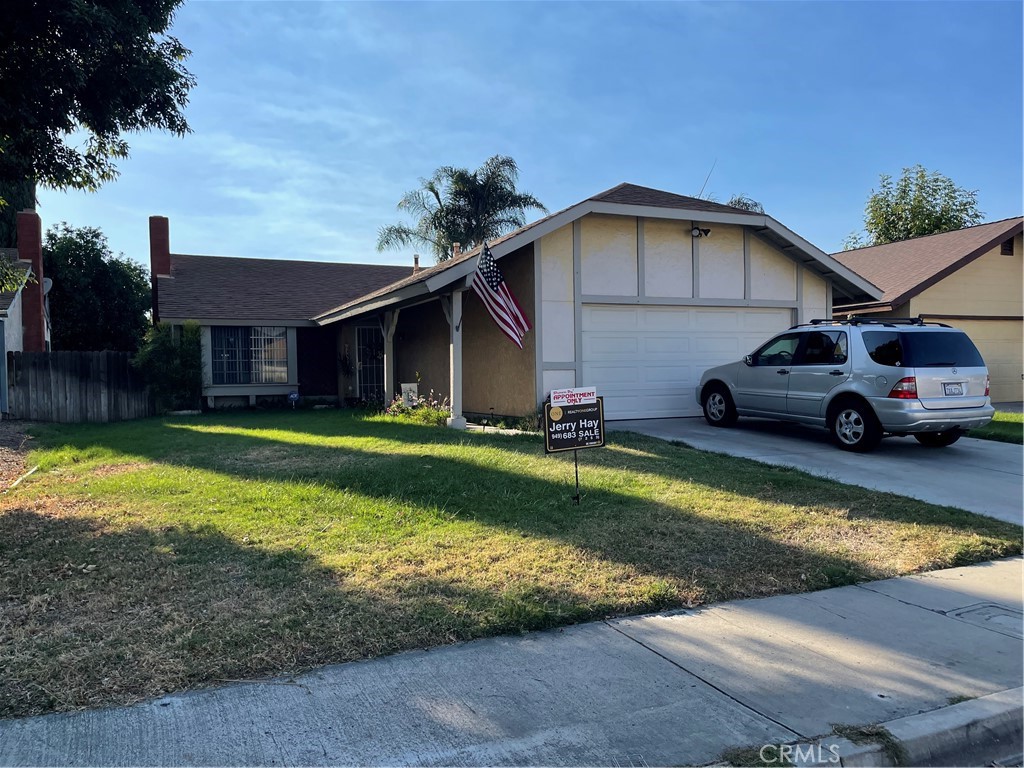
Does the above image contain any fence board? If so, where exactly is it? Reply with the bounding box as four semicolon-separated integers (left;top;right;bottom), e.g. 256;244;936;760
5;351;155;423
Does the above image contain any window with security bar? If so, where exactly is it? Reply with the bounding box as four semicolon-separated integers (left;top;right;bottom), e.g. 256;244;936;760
211;326;288;385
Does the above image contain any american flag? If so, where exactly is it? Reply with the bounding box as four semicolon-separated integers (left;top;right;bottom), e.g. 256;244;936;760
471;243;532;349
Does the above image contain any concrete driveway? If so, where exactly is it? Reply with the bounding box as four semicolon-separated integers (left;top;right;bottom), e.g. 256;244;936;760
610;417;1023;526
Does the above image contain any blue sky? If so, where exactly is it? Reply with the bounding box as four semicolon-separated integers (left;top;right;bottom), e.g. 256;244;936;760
38;0;1024;269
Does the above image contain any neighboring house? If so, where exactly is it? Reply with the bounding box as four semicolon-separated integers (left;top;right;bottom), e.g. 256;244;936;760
0;210;53;413
310;183;878;423
832;218;1023;403
149;216;413;408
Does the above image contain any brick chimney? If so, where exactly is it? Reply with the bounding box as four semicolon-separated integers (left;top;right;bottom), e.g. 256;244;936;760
149;216;171;323
16;210;46;352
452;242;461;258
413;254;421;274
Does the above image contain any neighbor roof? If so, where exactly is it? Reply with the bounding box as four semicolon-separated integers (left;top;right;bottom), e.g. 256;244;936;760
157;254;412;322
314;182;881;324
832;217;1023;311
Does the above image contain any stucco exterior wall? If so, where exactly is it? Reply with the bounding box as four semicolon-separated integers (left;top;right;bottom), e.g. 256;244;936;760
580;214;638;296
540;225;575;364
644;218;693;298
750;236;797;301
394;300;450;402
698;225;744;299
801;271;828;323
911;235;1023;317
463;245;536;416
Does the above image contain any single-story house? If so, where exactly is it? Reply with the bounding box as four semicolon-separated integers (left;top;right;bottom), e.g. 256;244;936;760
154;183;880;421
832;217;1023;402
149;216;413;408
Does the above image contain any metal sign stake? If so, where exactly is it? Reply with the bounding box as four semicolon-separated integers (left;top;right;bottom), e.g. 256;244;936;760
573;450;580;505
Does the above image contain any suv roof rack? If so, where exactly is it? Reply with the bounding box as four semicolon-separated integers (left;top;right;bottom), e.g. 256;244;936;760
792;316;951;329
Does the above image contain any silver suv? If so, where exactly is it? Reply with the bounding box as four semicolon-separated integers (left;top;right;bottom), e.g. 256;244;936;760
696;318;994;452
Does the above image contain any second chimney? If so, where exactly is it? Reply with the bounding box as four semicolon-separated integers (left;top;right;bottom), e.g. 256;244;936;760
413;254;421;274
149;216;171;277
452;242;461;259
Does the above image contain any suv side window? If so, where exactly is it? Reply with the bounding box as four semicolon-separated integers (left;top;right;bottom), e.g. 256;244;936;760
862;331;904;367
751;333;801;366
800;331;848;366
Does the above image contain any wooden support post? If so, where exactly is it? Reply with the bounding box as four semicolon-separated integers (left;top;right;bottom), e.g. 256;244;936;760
447;290;466;429
382;309;400;402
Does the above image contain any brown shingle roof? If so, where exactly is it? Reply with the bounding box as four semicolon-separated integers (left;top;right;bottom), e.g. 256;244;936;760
313;183;763;321
590;182;758;214
832;217;1023;308
157;254;412;322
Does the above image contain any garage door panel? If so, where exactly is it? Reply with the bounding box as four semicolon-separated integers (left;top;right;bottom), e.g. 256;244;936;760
644;337;690;354
643;308;692;331
581;305;791;419
588;307;639;329
584;335;639;358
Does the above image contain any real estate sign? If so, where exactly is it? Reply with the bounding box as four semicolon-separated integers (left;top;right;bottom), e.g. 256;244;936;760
544;397;605;454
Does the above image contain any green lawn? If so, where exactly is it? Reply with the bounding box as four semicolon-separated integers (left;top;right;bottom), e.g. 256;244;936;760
2;410;1019;719
969;410;1024;444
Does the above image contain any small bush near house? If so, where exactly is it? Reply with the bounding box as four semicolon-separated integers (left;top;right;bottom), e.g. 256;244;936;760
133;321;203;411
381;390;450;426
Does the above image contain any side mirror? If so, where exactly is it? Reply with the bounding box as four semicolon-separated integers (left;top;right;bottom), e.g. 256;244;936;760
744;355;754;366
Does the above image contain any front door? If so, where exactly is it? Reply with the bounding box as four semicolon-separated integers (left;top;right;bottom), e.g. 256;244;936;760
356;326;384;402
734;332;802;415
786;330;851;418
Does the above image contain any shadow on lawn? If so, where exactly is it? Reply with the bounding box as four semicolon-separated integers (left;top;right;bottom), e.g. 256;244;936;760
27;411;1020;588
1;504;629;718
5;411;1020;718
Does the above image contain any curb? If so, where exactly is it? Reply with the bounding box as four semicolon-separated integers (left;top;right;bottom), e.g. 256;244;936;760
793;687;1023;767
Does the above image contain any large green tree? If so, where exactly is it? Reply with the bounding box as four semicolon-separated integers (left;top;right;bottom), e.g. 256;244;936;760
377;155;547;262
0;0;195;284
844;165;983;249
44;223;151;352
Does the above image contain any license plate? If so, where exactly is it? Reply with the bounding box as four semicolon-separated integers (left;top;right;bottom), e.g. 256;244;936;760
943;382;964;396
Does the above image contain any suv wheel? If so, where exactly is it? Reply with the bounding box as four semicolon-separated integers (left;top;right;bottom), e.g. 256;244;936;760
914;429;962;448
702;385;738;427
828;399;882;452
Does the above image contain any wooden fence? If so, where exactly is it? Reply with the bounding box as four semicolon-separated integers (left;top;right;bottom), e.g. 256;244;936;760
6;351;155;423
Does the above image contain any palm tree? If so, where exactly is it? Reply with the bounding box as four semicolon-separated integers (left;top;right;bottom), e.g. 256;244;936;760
377;155;547;262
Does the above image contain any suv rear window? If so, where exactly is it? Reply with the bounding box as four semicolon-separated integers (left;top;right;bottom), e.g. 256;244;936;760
903;331;984;368
862;330;984;368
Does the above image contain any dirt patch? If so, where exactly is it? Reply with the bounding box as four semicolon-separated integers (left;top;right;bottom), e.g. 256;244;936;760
0;420;31;489
90;462;156;479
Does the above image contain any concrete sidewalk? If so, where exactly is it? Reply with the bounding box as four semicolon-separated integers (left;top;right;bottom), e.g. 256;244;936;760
610;417;1024;526
1;558;1021;767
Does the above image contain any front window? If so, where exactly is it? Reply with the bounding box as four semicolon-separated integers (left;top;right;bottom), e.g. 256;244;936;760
751;333;801;366
211;326;288;385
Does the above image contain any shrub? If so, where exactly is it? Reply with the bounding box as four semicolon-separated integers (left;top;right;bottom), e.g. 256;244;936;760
382;390;450;426
133;321;203;411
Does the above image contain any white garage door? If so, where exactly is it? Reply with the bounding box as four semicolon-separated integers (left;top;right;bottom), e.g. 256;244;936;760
582;305;794;420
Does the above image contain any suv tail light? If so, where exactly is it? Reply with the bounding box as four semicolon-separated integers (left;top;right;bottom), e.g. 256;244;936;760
888;377;918;399
985;375;990;397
